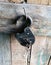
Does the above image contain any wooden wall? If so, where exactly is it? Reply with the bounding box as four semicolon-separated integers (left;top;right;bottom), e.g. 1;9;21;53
27;0;49;5
0;0;51;5
11;34;51;65
0;1;51;65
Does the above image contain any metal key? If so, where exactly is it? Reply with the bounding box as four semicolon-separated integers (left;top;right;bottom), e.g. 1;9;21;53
26;42;32;65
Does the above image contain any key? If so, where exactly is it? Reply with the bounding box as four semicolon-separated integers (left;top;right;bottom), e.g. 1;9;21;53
26;42;32;65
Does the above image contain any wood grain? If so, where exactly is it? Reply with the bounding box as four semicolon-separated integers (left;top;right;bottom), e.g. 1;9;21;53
0;3;51;36
49;0;51;5
11;34;27;65
9;0;24;3
30;36;51;65
0;34;11;65
27;0;41;4
11;35;51;65
41;0;49;5
0;0;9;2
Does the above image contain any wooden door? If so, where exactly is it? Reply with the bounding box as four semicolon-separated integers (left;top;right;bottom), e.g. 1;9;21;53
0;2;51;65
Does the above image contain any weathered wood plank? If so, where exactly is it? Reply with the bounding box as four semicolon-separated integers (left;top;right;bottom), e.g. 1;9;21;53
27;0;41;4
0;0;9;2
0;3;51;36
11;35;27;65
9;0;24;3
41;0;49;5
0;34;11;65
11;35;51;65
0;3;51;19
30;36;51;65
47;37;51;55
30;27;51;37
49;0;51;5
